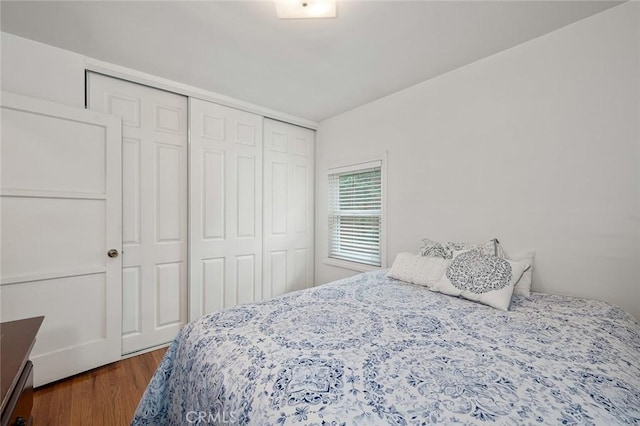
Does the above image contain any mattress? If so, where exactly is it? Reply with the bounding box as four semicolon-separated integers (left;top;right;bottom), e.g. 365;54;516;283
132;270;640;425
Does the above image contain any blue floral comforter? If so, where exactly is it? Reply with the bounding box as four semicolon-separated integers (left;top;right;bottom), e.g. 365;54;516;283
132;270;640;425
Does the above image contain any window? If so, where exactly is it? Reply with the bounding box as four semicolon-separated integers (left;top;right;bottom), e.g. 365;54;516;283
328;160;383;268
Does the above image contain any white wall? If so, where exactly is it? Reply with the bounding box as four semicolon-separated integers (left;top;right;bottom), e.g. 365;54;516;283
316;3;640;320
1;32;86;107
0;32;317;129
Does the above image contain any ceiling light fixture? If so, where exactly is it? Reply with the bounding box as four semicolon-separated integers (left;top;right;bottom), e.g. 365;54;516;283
275;0;337;19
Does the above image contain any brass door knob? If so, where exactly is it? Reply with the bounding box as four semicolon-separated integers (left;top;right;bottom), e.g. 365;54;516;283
107;249;119;258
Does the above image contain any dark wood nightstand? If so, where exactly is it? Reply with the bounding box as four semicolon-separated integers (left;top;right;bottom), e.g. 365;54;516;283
0;316;44;426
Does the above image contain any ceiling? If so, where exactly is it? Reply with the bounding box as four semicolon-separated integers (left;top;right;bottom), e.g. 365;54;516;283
0;1;622;122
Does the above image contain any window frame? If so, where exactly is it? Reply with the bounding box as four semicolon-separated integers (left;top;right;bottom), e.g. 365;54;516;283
324;156;387;272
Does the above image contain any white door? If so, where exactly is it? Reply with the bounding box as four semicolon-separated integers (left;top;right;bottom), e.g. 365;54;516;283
87;73;188;355
189;98;263;320
263;119;315;297
0;91;122;386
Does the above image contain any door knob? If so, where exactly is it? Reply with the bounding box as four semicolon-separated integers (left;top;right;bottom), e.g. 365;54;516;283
107;249;119;258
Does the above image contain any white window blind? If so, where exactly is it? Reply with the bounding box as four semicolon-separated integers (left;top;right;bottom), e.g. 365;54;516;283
328;162;382;267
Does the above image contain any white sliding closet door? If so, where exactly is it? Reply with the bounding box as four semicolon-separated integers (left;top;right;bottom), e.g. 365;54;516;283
87;73;188;355
1;92;122;386
263;119;315;298
190;98;263;320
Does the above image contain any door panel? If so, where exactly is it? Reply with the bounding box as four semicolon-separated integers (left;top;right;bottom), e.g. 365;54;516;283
190;98;263;320
202;150;226;239
1;197;105;281
0;91;122;386
87;73;188;355
122;266;142;336
155;143;183;242
1;108;107;193
263;119;315;298
122;137;142;245
156;262;183;326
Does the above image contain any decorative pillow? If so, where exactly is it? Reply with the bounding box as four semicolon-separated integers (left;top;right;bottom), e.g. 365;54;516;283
430;250;531;311
501;248;535;297
445;239;499;257
419;238;500;259
387;252;450;288
417;239;450;258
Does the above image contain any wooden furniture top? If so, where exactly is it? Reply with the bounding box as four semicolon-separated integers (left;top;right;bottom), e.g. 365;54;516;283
0;316;44;413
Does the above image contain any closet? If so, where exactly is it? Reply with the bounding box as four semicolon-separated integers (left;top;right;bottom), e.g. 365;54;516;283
1;77;313;385
87;73;189;355
188;99;264;320
87;74;315;353
262;119;315;299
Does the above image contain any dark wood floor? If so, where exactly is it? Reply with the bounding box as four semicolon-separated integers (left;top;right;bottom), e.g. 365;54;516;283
32;348;167;426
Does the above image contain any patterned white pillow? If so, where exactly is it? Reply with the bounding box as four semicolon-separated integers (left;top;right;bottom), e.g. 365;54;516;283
387;252;450;288
419;238;500;259
417;239;450;258
430;250;531;311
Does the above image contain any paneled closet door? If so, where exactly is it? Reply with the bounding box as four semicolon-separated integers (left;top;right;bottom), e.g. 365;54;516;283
87;73;188;355
263;119;315;298
190;98;263;320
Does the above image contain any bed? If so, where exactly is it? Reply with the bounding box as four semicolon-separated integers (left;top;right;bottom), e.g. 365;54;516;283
132;270;640;425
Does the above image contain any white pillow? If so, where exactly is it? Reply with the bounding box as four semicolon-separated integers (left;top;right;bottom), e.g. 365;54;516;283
387;252;449;288
431;250;531;311
502;248;535;297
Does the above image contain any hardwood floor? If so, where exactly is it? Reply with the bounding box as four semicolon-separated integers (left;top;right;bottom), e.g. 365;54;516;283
32;348;166;426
